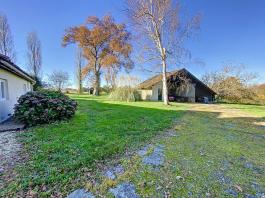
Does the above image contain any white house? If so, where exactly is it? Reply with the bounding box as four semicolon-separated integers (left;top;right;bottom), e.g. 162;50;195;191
0;54;35;123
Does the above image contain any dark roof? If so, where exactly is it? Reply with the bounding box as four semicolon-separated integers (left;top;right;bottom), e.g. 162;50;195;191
0;54;35;83
138;68;216;95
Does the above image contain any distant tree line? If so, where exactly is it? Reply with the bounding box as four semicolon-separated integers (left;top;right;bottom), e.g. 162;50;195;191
202;64;264;104
253;83;265;101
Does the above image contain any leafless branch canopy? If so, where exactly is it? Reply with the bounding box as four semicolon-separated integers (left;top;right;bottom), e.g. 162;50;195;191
75;48;85;93
48;70;69;91
27;31;42;78
0;13;15;61
125;0;200;105
201;64;258;101
126;0;201;73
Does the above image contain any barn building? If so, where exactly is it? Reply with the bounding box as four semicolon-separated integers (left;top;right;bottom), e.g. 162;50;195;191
138;68;216;103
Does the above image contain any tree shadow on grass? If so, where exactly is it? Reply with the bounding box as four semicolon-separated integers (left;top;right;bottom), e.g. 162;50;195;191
1;98;265;197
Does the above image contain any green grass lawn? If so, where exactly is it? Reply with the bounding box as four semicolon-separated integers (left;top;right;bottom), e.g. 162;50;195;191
1;94;186;197
221;103;265;117
118;104;265;197
1;96;264;197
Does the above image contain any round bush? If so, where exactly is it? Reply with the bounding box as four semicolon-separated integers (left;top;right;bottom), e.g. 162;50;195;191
14;90;77;126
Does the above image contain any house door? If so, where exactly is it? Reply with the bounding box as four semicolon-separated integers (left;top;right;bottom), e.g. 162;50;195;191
158;88;162;101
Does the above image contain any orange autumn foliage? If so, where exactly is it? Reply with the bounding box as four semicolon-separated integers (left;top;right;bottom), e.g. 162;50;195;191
62;15;133;95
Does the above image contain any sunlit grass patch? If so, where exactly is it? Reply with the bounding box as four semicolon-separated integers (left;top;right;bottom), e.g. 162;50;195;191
1;94;185;197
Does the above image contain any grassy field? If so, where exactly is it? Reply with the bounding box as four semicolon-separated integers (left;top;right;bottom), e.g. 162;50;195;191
115;104;265;197
1;94;186;197
221;103;265;117
1;95;264;197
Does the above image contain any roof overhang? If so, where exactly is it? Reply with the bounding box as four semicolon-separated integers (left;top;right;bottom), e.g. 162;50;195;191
0;56;35;84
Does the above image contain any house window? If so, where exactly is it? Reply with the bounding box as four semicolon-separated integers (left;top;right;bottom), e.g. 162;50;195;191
0;79;7;101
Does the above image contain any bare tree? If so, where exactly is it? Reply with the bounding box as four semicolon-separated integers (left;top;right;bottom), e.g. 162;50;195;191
104;66;118;91
27;32;42;77
75;48;85;94
48;70;69;92
116;74;141;88
0;13;15;60
126;0;200;105
27;31;42;90
201;64;258;102
253;83;265;102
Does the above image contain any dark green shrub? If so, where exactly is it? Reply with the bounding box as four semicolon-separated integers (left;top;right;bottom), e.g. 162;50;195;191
32;75;43;91
109;86;141;102
14;90;77;126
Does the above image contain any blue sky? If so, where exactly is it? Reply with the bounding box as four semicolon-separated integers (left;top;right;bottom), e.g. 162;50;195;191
1;0;265;87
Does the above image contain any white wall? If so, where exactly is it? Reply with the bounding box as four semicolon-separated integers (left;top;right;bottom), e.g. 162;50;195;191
0;69;33;122
138;82;163;101
151;81;163;101
138;89;152;100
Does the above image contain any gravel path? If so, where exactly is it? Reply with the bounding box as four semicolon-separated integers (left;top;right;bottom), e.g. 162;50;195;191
0;131;22;174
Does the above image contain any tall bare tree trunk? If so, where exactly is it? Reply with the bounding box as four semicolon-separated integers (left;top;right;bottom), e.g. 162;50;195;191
58;82;62;92
77;67;82;94
159;45;169;105
77;59;83;94
162;57;169;105
93;72;100;96
78;78;82;94
27;31;42;90
76;48;83;94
